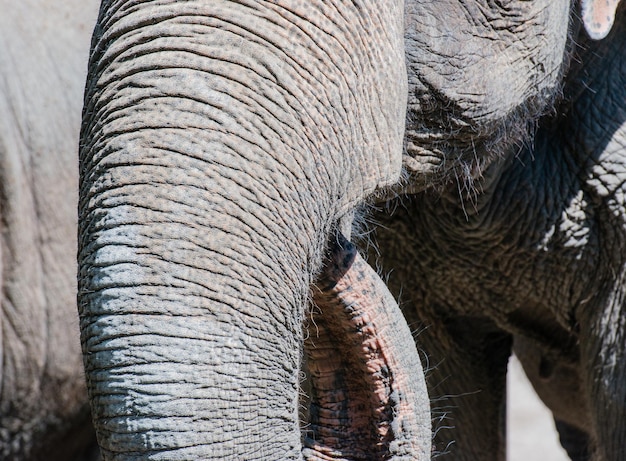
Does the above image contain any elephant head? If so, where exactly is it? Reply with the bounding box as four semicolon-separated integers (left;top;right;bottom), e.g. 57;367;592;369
78;0;620;459
403;0;622;189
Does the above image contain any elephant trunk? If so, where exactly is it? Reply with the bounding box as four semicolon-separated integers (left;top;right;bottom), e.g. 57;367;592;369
79;0;413;459
304;234;431;460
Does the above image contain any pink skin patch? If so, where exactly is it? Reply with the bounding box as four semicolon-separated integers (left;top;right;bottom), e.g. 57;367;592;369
581;0;621;40
303;234;428;460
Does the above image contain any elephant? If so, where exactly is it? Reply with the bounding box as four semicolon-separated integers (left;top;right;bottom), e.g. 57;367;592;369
77;0;619;459
369;4;626;461
0;1;100;459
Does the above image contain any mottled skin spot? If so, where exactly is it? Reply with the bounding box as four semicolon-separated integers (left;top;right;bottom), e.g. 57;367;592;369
581;0;621;39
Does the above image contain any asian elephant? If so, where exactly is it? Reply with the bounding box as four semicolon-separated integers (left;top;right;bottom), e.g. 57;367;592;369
0;0;100;459
78;0;619;460
370;3;626;461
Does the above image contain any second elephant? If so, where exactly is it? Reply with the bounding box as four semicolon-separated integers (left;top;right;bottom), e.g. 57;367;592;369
372;4;626;460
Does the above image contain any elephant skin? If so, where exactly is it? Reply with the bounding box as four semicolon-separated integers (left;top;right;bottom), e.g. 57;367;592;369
370;4;626;460
0;1;100;459
78;0;612;460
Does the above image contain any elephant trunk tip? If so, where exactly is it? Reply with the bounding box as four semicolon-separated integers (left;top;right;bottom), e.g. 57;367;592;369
302;232;431;460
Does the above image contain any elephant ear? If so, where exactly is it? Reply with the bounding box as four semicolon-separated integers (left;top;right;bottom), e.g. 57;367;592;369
580;0;622;40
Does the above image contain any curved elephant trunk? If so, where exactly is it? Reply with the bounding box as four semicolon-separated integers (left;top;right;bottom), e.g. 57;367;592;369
305;234;430;460
78;0;427;459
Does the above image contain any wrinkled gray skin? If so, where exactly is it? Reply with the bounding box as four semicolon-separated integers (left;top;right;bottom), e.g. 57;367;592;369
0;1;101;460
79;0;588;460
371;6;626;461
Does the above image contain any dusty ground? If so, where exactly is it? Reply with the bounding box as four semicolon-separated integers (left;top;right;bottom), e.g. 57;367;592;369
507;355;569;461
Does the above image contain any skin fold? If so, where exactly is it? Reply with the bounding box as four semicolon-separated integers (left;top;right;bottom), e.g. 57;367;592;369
0;1;100;459
78;0;618;459
370;5;626;460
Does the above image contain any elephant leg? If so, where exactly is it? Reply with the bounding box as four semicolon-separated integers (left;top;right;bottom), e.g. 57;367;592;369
554;420;592;461
414;314;511;460
578;281;626;461
304;233;431;461
513;335;593;459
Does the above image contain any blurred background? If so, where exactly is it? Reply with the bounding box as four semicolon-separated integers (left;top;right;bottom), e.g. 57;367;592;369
508;355;569;461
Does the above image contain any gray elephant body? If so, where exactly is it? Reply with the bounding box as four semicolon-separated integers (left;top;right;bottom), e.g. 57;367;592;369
78;0;620;459
372;7;626;460
0;1;100;459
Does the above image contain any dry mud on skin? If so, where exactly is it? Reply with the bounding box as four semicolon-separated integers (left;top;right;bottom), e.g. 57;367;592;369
507;355;569;461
